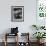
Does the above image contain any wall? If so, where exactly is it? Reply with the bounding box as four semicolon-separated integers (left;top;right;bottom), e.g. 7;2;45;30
0;0;36;42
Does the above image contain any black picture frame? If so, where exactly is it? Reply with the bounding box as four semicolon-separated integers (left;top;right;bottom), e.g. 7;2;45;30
11;6;24;22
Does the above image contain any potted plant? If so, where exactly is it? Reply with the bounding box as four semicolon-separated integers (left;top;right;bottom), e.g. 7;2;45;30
40;26;45;29
33;32;46;43
32;24;45;30
32;25;39;30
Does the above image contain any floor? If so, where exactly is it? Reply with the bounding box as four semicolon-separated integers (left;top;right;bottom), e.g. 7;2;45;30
0;42;46;46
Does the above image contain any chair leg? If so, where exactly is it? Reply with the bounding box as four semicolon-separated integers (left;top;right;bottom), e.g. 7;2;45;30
4;41;7;46
4;33;7;46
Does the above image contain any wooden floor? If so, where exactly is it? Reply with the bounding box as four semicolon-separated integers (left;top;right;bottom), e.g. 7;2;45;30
0;42;46;46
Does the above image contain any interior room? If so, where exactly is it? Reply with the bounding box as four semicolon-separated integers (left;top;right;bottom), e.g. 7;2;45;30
0;0;46;46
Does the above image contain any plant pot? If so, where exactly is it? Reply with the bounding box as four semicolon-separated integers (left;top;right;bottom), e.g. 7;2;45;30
37;39;45;44
37;39;40;43
40;38;45;43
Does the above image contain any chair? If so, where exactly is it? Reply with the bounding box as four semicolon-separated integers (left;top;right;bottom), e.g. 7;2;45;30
4;33;18;46
4;27;19;46
18;33;30;46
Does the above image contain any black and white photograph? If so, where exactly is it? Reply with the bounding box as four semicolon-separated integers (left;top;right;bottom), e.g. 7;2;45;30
11;6;24;22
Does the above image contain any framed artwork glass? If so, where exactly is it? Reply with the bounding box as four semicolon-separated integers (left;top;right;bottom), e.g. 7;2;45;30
11;6;24;22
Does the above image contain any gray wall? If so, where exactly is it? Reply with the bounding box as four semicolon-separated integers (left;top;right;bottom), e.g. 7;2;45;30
0;0;36;34
0;0;37;42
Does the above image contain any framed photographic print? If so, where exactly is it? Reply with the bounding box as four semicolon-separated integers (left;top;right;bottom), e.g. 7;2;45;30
11;6;24;22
